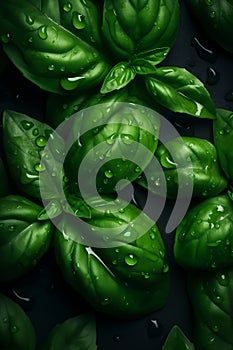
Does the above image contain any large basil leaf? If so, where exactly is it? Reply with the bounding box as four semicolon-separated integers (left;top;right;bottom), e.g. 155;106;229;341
162;325;195;350
188;268;233;350
0;293;36;350
0;0;110;93
213;108;233;183
145;67;216;118
174;195;233;270
0;195;53;282
40;313;97;350
54;196;170;318
102;0;180;60
64;99;160;195
137;136;227;199
3;110;64;200
186;0;233;54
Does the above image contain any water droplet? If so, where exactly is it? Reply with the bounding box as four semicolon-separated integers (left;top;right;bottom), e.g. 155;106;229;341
206;67;219;85
113;335;120;343
48;64;55;71
163;263;169;273
8;225;15;232
38;26;48;40
35;136;47;147
26;15;34;25
147;319;162;338
191;37;218;63
106;133;117;145
150;231;155;240
72;12;86;30
205;0;213;5
124;254;138;266
20;120;33;131
135;166;141;173
1;33;10;44
11;325;18;334
104;169;114;179
32;128;39;136
211;261;217;268
101;297;110;306
210;11;216;18
122;134;134;145
34;163;45;172
63;2;72;12
60;76;85;91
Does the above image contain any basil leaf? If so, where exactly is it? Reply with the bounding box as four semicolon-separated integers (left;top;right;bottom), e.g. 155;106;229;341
145;67;216;118
188;268;233;350
132;59;157;75
40;313;97;350
100;62;136;93
174;195;233;270
162;325;195;350
0;293;36;350
213;108;233;182
135;47;170;65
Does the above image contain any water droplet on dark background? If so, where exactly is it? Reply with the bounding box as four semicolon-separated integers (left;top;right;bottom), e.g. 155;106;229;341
191;37;218;63
206;67;219;85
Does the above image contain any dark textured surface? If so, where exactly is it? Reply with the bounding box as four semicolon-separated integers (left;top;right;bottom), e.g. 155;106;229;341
0;1;233;349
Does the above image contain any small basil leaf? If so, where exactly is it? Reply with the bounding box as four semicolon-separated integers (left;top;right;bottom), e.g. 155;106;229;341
135;47;170;65
162;325;195;350
100;62;136;93
132;59;157;75
145;67;216;118
40;313;97;350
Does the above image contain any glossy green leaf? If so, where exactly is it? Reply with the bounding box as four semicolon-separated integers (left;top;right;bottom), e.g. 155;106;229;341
0;195;53;282
40;313;97;350
100;62;136;94
135;47;170;65
188;268;233;350
3;110;65;200
137;137;227;199
213;108;233;182
0;0;110;93
145;67;216;118
64;99;160;195
102;0;179;60
132;59;157;75
0;293;36;350
186;0;233;54
174;195;233;270
54;196;170;318
162;325;195;350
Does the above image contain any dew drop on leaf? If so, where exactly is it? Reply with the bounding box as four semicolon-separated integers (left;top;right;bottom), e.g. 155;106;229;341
124;254;138;266
63;2;72;12
38;26;48;40
35;136;47;147
72;12;86;30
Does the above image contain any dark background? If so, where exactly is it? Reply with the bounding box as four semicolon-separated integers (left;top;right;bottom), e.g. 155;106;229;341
0;1;233;349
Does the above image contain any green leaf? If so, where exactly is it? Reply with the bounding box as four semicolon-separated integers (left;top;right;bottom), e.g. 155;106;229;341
40;313;97;350
132;59;157;75
0;293;36;350
145;67;216;118
188;268;233;349
37;200;62;221
135;47;170;65
162;325;195;350
100;62;136;93
213;108;233;181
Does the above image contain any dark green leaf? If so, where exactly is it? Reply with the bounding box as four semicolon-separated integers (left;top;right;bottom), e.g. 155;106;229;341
188;268;233;350
132;59;157;75
100;62;136;93
162;325;195;350
40;313;97;350
213;108;233;181
145;67;216;118
0;293;36;350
